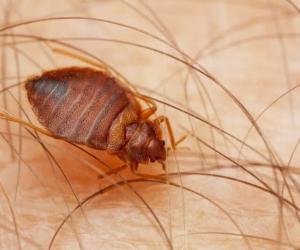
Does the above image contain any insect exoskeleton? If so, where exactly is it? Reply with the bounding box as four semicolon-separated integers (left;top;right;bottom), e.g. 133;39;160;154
25;66;168;174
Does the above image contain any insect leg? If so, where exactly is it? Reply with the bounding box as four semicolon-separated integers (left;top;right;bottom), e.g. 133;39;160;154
135;93;157;120
153;115;187;151
153;116;176;150
172;135;187;149
140;107;157;120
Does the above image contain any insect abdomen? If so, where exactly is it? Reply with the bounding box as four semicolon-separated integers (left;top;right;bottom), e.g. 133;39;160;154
25;67;139;150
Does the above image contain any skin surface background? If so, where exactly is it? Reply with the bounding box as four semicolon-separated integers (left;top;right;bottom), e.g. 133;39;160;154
0;0;300;249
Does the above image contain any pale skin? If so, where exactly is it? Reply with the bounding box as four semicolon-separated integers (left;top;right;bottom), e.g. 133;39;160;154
1;1;300;250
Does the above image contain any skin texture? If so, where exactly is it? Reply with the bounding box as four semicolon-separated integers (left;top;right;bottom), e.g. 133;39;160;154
0;0;300;249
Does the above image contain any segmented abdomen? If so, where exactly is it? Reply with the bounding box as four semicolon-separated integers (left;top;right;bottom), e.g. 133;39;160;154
25;67;140;150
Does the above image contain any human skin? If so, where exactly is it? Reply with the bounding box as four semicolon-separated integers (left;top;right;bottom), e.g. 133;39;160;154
0;0;300;249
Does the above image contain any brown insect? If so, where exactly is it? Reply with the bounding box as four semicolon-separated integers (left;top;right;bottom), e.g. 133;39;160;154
25;66;178;176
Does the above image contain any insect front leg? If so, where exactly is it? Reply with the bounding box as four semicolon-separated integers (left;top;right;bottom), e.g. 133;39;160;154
153;115;187;151
134;93;157;120
154;116;175;150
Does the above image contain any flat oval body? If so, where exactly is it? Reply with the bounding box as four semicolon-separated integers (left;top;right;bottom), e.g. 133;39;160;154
25;67;141;151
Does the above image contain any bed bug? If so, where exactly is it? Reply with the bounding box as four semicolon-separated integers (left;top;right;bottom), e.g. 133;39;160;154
25;66;178;176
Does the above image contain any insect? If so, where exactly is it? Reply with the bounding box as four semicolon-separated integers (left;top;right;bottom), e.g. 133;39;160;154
25;66;178;176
